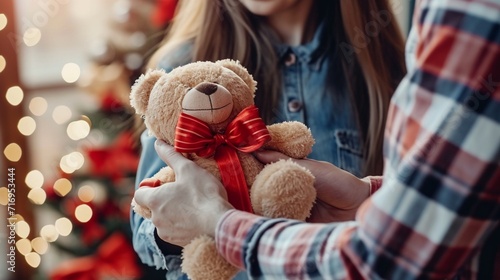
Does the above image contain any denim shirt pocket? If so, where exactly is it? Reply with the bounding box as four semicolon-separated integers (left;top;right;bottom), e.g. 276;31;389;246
335;129;364;177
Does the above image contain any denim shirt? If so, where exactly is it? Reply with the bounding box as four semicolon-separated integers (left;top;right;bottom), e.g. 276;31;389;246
273;29;363;176
131;24;364;280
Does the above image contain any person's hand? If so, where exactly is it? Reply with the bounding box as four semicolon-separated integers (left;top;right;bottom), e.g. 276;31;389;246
134;140;234;246
254;150;370;222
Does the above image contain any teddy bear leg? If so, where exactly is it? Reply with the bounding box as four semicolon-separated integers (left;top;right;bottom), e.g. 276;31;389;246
182;235;240;280
251;159;316;221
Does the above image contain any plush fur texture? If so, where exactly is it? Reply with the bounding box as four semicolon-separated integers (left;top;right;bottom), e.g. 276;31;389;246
130;60;316;280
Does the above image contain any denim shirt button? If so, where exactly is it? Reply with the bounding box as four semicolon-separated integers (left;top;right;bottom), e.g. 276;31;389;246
284;52;296;66
288;99;302;112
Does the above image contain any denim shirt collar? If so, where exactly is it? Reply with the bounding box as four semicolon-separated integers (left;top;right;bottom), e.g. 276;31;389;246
274;21;328;71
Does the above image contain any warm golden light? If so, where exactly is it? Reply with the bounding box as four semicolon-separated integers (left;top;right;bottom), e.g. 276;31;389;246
55;218;73;236
31;237;49;255
16;239;32;256
6;86;24;106
78;184;95;203
28;188;46;205
59;157;75;174
25;252;41;268
67;152;85;170
59;152;84;174
25;170;44;189
53;178;72;197
29;97;48;116
0;187;8;205
4;143;22;162
12;214;24;222
18;116;37;136
75;204;93;223
0;55;6;73
23;27;42;47
40;225;59;242
16;220;30;239
0;14;7;31
61;63;81;83
52;105;72;124
66;120;91;141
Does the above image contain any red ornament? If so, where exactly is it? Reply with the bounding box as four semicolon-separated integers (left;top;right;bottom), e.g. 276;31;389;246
50;233;142;280
151;0;178;27
85;131;140;182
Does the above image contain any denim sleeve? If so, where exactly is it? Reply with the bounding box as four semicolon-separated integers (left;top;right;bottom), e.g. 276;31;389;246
130;130;179;270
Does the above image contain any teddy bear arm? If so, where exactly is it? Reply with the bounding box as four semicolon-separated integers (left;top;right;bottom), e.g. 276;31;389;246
264;121;315;159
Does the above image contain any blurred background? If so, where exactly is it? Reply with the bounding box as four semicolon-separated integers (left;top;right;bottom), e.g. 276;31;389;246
0;0;414;279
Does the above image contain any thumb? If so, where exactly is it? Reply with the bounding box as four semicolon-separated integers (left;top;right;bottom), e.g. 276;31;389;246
253;149;291;164
154;140;191;173
133;186;157;209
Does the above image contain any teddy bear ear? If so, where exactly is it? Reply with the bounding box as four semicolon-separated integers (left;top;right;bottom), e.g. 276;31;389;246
215;59;257;93
130;69;165;115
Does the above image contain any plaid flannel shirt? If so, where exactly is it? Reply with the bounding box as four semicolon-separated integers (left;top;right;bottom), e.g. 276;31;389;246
215;0;500;279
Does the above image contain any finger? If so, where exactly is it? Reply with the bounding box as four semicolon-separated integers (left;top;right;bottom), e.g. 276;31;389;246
253;149;291;164
133;186;158;209
155;140;191;173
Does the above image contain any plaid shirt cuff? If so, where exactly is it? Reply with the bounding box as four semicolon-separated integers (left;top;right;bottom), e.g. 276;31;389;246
365;176;383;196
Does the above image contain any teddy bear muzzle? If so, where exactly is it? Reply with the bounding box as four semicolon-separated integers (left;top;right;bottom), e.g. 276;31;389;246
181;82;234;124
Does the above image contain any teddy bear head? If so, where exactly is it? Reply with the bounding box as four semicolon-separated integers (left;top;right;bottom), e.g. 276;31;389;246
130;59;257;144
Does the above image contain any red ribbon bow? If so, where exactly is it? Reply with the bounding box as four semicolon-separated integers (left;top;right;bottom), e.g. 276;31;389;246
174;105;271;212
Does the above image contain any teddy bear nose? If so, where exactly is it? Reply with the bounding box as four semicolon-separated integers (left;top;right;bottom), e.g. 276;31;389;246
195;82;218;95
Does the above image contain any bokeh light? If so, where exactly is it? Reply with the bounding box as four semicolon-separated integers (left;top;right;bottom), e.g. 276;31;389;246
53;178;72;197
4;143;22;162
6;86;24;106
0;14;7;31
78;184;95;203
29;97;48;116
25;252;41;268
18;116;36;136
16;220;30;239
23;27;42;47
55;218;73;236
66;120;91;141
0;187;8;205
61;63;81;83
59;152;85;174
40;225;59;242
54;178;73;197
28;188;46;205
75;204;93;223
31;237;49;255
16;239;32;255
0;55;6;73
25;170;44;189
52;105;72;124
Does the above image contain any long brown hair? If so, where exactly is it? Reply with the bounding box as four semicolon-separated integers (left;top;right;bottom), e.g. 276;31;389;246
148;0;406;176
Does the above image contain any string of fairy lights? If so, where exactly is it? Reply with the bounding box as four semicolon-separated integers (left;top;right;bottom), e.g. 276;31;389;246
1;12;98;269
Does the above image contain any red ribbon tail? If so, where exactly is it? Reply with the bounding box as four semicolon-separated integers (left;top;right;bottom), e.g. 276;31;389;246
215;146;253;213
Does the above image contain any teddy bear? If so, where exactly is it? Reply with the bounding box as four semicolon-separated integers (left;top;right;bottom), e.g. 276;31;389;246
130;59;316;280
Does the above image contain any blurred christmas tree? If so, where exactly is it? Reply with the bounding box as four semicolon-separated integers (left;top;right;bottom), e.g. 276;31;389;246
41;0;177;279
44;93;142;280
